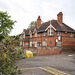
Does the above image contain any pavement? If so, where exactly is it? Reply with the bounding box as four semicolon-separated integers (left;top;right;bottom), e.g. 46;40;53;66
15;53;75;75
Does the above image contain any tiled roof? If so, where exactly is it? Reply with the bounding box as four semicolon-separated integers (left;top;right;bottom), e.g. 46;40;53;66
25;26;37;35
37;20;75;33
25;30;29;35
23;20;75;36
37;21;50;32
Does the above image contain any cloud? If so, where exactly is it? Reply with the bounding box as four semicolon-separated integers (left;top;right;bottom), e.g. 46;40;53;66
0;0;75;35
0;0;9;11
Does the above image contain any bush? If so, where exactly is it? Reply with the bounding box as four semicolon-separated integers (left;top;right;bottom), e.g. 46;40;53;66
19;54;25;59
17;48;23;54
17;48;25;59
0;36;18;75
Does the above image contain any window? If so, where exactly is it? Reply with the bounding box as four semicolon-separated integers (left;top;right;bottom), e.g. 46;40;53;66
25;43;28;45
57;32;61;36
30;41;32;47
35;32;37;37
49;41;52;44
70;33;73;37
35;41;37;47
57;41;62;46
44;32;46;36
48;28;54;36
43;41;46;46
23;34;25;38
33;41;35;44
30;33;32;38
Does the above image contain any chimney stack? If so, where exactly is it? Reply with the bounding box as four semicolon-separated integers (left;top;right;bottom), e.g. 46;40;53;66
57;12;63;24
37;16;41;27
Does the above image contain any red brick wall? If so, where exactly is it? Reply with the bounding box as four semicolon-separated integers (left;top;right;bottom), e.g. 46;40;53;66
26;30;75;47
61;45;75;52
37;47;61;55
25;42;29;48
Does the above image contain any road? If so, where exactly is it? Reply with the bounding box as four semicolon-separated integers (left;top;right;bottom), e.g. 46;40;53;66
15;54;75;75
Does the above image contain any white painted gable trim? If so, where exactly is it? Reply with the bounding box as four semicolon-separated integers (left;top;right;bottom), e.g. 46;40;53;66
29;30;31;34
45;21;56;31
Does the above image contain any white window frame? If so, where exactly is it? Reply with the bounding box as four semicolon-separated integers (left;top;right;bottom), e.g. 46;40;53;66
57;31;61;36
70;33;73;37
42;41;46;46
30;41;32;47
35;41;37;47
48;28;54;36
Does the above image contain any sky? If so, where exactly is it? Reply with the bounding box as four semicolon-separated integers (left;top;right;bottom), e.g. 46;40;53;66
0;0;75;36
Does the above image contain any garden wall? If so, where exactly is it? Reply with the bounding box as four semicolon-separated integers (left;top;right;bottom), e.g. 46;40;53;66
61;45;75;52
37;47;61;55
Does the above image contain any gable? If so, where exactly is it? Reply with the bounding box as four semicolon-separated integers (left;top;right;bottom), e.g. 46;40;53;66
45;23;56;31
37;21;50;33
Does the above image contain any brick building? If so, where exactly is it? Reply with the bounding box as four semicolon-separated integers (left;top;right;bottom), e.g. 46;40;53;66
20;12;75;51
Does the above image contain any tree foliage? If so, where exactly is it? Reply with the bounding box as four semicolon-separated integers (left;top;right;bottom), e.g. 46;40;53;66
27;21;36;29
10;35;20;46
0;11;16;41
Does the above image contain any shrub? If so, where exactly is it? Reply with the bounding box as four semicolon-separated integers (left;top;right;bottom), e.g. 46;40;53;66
0;36;18;75
17;48;23;54
17;48;25;59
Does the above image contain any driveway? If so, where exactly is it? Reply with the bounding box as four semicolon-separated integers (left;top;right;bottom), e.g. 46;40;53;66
15;54;75;75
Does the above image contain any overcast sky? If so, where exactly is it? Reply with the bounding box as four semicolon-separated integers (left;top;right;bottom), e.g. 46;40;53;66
0;0;75;36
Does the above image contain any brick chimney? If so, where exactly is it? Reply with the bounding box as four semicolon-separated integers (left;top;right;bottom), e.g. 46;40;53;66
37;16;41;27
57;12;63;24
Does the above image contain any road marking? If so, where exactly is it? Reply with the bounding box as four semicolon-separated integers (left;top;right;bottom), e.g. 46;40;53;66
20;67;42;70
40;66;71;75
20;66;71;75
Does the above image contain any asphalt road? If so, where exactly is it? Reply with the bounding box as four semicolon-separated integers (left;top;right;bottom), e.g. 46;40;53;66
15;54;75;75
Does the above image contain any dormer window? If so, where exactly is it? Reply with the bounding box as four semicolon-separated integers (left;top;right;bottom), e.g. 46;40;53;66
48;28;54;36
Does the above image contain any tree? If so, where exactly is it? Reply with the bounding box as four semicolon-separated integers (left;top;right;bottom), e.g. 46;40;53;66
27;21;36;29
15;35;19;40
0;11;16;41
27;20;44;29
